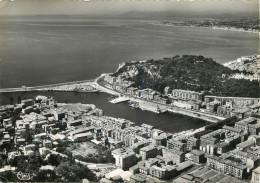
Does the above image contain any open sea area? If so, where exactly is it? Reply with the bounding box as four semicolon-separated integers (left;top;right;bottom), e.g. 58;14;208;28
0;16;258;88
0;16;258;133
1;0;260;180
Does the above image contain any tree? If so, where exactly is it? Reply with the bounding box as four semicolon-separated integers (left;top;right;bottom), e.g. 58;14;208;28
11;152;44;174
103;149;114;163
0;171;17;182
48;154;63;166
10;154;27;169
104;137;110;148
0;156;6;167
34;170;60;182
56;161;96;182
25;152;44;173
25;131;33;143
124;55;259;98
59;122;67;131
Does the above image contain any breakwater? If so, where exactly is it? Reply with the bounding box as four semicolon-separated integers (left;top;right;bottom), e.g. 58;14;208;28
0;79;95;93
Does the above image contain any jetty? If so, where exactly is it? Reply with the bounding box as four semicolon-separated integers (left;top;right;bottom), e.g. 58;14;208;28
109;96;130;104
0;79;95;93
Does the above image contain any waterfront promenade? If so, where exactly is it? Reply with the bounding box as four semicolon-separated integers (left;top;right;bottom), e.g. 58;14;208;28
0;74;225;123
94;74;226;123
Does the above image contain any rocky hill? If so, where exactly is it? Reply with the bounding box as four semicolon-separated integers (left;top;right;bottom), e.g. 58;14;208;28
113;55;259;98
224;55;260;81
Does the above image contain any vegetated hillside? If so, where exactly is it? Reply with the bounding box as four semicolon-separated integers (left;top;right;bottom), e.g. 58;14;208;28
113;55;259;98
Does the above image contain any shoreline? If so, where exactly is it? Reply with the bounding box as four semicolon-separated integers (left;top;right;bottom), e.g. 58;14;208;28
0;74;225;123
1;54;258;92
94;74;226;123
145;21;259;34
1;51;258;123
0;79;95;93
56;101;206;137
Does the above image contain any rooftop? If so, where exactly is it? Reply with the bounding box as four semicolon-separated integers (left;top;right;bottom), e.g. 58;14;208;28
236;117;256;125
236;140;255;149
74;132;93;138
69;126;95;136
253;166;260;174
191;149;205;156
176;161;193;172
223;125;243;134
140;145;156;152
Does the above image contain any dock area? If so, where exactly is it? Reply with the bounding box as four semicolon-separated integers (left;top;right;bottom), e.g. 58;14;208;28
137;101;168;114
109;96;130;104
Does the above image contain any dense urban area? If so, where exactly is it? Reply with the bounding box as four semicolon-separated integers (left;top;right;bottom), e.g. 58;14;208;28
149;18;260;32
0;54;260;182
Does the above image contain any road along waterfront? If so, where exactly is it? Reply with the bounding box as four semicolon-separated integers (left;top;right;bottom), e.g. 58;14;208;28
94;74;226;123
0;74;225;124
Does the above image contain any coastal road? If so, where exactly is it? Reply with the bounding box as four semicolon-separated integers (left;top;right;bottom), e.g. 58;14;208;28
94;75;226;123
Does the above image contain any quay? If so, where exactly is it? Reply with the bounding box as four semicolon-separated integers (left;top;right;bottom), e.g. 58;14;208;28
109;96;130;104
0;74;227;123
137;101;168;114
167;108;226;123
95;75;226;123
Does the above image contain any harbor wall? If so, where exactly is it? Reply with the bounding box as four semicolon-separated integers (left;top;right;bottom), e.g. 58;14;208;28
167;108;226;123
96;77;227;123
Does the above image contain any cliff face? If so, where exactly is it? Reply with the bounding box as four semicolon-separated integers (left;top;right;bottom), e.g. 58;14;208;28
113;60;162;80
113;55;259;98
224;55;260;81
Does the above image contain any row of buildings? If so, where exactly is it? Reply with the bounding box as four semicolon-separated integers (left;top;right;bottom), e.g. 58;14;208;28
104;74;170;105
107;115;260;182
2;95;260;182
104;74;260;118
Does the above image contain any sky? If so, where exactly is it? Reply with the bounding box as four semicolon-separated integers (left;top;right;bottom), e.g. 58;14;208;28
0;0;258;17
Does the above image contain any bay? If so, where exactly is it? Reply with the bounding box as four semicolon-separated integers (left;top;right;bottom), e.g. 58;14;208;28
0;16;258;88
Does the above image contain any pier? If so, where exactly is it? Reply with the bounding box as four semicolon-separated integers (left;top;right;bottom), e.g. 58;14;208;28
109;96;130;104
0;79;95;93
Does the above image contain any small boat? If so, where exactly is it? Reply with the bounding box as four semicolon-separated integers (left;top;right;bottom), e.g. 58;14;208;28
129;102;139;109
108;95;116;101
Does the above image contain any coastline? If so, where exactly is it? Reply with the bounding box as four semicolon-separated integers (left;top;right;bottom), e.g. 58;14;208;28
222;54;260;81
0;79;95;93
2;51;259;124
145;21;259;34
94;74;226;123
0;73;225;123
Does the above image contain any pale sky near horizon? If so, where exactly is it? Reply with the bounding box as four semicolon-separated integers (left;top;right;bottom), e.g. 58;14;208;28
0;0;258;17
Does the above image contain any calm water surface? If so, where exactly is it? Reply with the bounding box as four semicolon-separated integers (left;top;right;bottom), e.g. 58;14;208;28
0;16;258;88
0;91;210;133
0;16;256;132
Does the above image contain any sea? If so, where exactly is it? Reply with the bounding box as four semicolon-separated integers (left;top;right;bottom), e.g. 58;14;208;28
0;16;258;133
0;16;258;88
